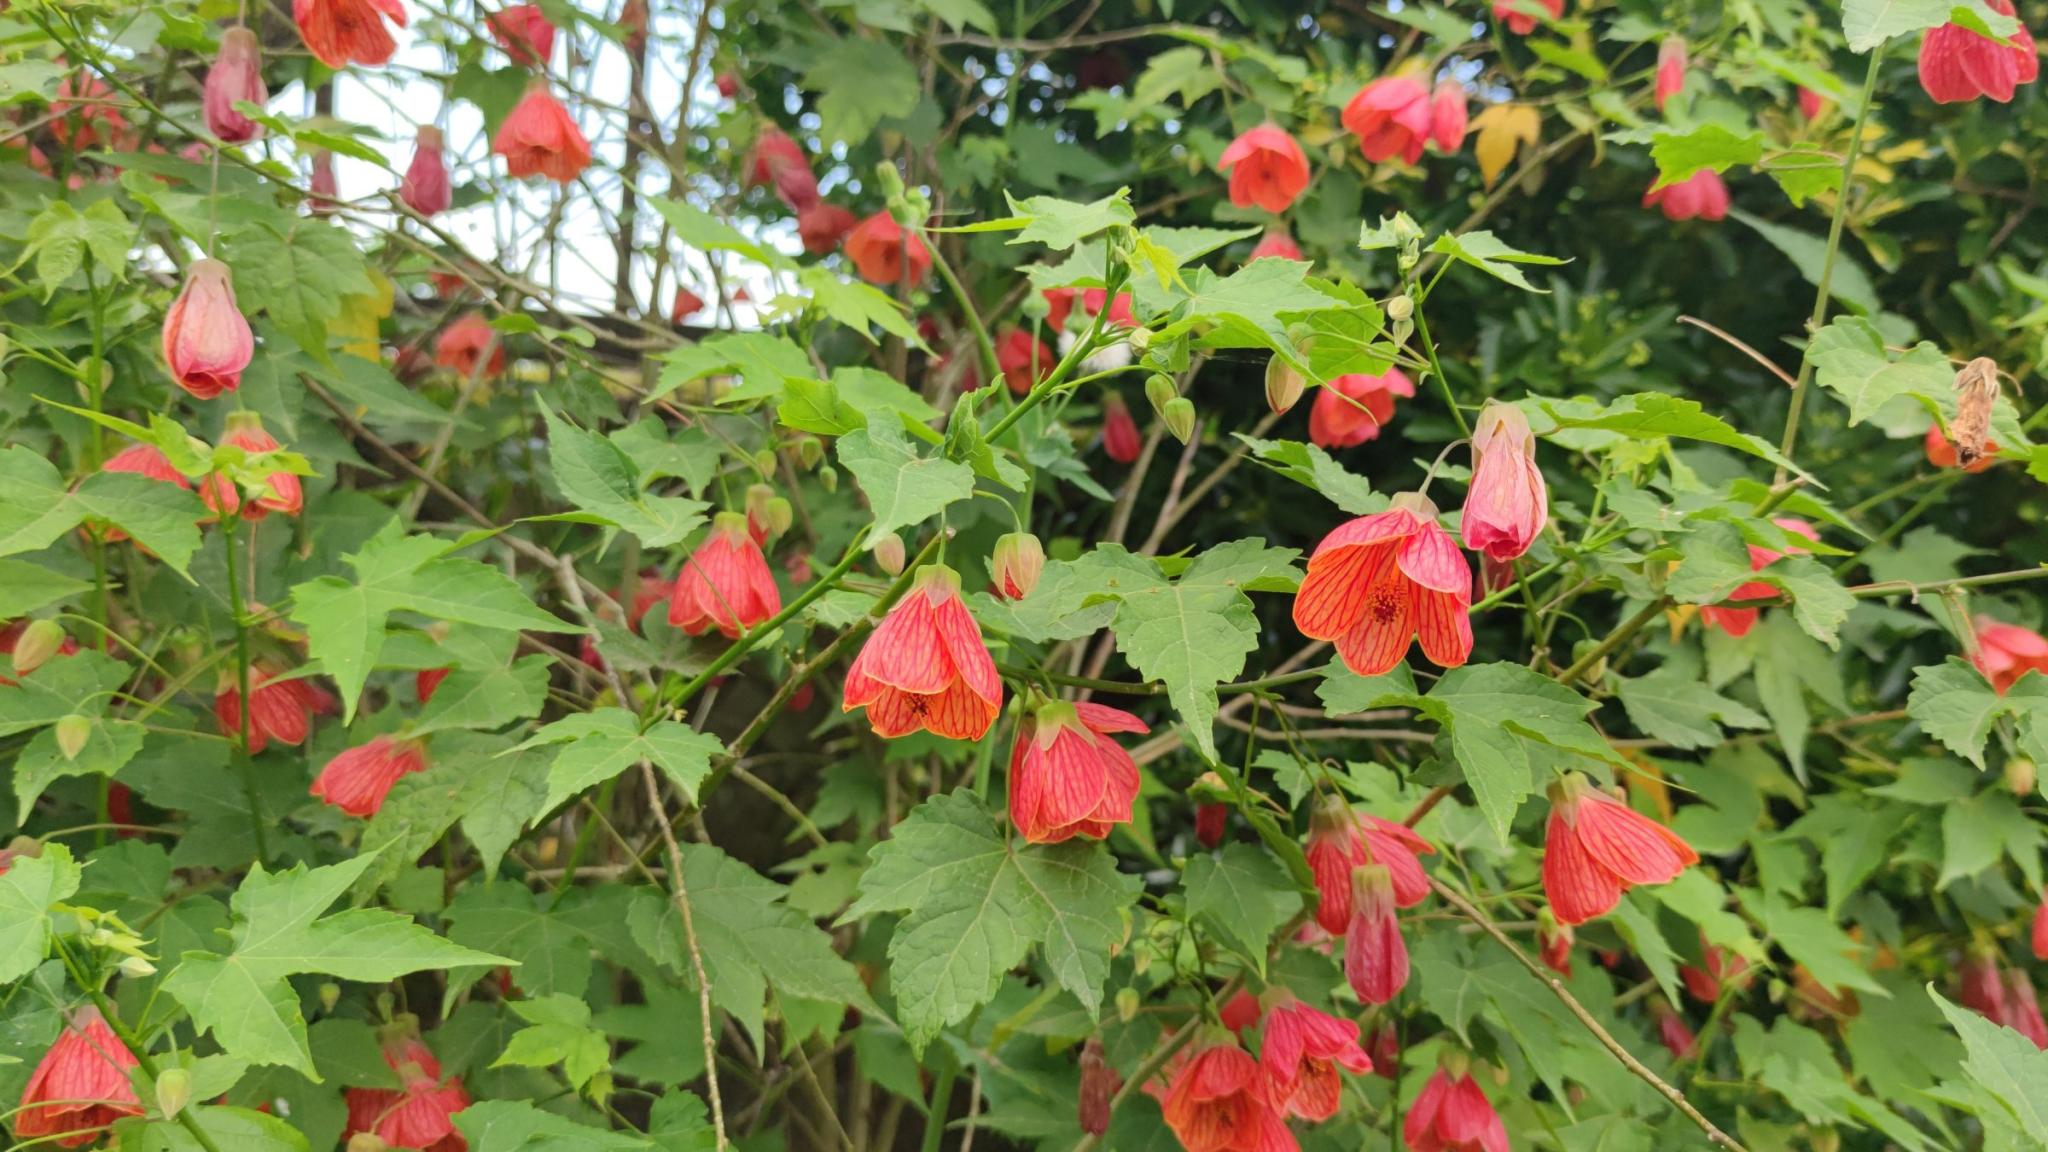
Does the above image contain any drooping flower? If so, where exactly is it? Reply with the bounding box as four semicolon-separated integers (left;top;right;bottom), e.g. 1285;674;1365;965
1643;169;1730;222
1542;773;1699;925
1926;421;1998;472
1195;801;1229;848
1258;996;1372;1121
1249;230;1303;262
1493;0;1563;35
843;565;1002;740
1292;492;1473;678
1341;76;1462;164
1218;123;1311;213
342;1029;471;1152
1008;699;1148;843
1430;82;1469;153
400;124;452;217
1653;1001;1697;1059
1698;518;1817;637
1345;864;1410;1004
668;512;782;638
15;1007;143;1149
715;72;740;99
434;313;507;380
1303;797;1435;935
311;735;429;818
293;0;409;69
2033;894;2048;961
204;27;268;144
997;329;1054;395
222;412;302;519
1403;1067;1509;1152
1103;393;1143;463
307;148;340;215
1160;1040;1292;1152
1960;951;2008;1022
1537;911;1574;977
797;202;858;254
1973;617;2048;693
746;127;820;211
1679;938;1750;1003
621;0;648;53
844;212;932;286
163;258;254;400
1307;368;1415;449
1918;0;2038;103
1655;37;1689;111
1460;401;1547;561
2008;968;2048;1049
100;443;238;527
1368;1024;1400;1081
1219;990;1264;1033
990;532;1044;600
1798;86;1830;120
215;664;336;754
488;4;557;68
0;620;77;685
493;83;590;183
52;74;128;152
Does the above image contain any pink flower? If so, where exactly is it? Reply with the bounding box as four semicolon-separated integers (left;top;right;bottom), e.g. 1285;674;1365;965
493;83;590;183
1404;1068;1509;1152
1654;1003;1697;1059
293;0;408;69
204;27;267;144
1655;37;1689;111
1643;169;1730;221
1044;287;1137;332
1249;231;1303;262
311;735;429;818
2034;894;2048;961
1699;517;1817;637
1307;368;1414;449
435;313;506;379
307;149;339;215
746;127;819;211
15;1007;142;1149
400;124;451;216
1679;938;1750;1003
1918;0;2038;103
163;258;254;400
1007;699;1149;843
1342;76;1463;164
1218;122;1311;213
667;512;782;638
844;212;931;285
2009;968;2048;1049
222;412;302;519
1345;863;1410;1004
1292;492;1472;678
672;288;706;323
1493;0;1563;35
1973;617;2048;693
1258;996;1372;1120
1537;913;1573;977
1460;402;1546;561
1798;86;1829;120
997;329;1054;395
215;664;336;754
342;1029;470;1152
842;565;1003;740
488;4;557;68
1102;393;1142;463
1303;795;1435;933
1430;81;1469;153
1542;773;1698;925
797;202;857;254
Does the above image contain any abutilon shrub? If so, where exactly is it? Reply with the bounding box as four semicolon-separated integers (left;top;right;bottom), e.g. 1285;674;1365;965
0;1;2044;1151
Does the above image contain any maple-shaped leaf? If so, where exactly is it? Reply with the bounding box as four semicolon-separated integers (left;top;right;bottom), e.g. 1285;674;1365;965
515;707;725;820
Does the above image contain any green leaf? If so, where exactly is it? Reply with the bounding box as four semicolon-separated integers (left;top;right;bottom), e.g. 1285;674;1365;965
1234;436;1382;514
540;406;709;548
647;198;796;272
1842;0;2021;52
162;855;508;1076
1649;124;1764;187
1805;316;1955;426
1617;669;1769;749
517;708;725;818
492;994;610;1091
1729;210;1880;315
1534;393;1805;475
1769;557;1855;648
803;38;921;143
841;790;1140;1052
1184;844;1299;971
1930;986;2048;1145
14;717;144;823
998;189;1135;250
221;219;375;358
20;199;129;299
111;1105;312;1152
779;375;868;437
1144;259;1344;362
1906;659;2048;770
454;1100;655;1151
837;420;976;548
1426;231;1567;292
0;650;130;738
1938;788;2043;890
0;448;205;576
0;560;90;617
1743;889;1883;995
0;845;80;983
410;657;550;737
798;267;923;346
1422;663;1616;844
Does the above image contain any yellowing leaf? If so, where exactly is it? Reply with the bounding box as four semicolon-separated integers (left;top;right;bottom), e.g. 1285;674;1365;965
1472;104;1541;188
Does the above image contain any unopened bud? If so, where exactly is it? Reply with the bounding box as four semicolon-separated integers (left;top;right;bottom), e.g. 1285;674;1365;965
1264;354;1304;415
348;1135;391;1152
1114;986;1140;1023
990;532;1045;600
752;449;777;477
797;437;825;470
745;482;775;522
873;533;906;576
1810;1128;1840;1152
1127;327;1153;354
874;161;905;201
54;715;91;762
2007;757;2037;798
1144;374;1176;415
118;955;157;978
320;983;342;1013
765;497;793;538
1437;1047;1471;1079
1385;294;1414;323
10;620;66;678
155;1068;191;1120
1162;398;1196;444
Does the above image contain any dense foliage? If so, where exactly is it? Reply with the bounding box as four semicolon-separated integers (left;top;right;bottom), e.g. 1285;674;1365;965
0;0;2046;1150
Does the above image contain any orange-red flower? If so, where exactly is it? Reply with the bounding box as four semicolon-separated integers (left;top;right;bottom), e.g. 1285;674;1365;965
222;412;302;519
2008;969;2048;1049
715;72;740;99
1542;773;1698;925
990;532;1044;600
1196;801;1228;847
100;443;239;527
672;287;706;324
342;1030;471;1152
1218;123;1311;213
16;1007;142;1149
746;127;820;211
293;0;408;69
311;735;428;818
52;74;129;152
204;27;267;144
1493;0;1563;34
2033;894;2048;961
842;565;1002;740
1303;796;1435;933
401;124;452;216
215;663;336;754
1249;230;1303;262
307;148;340;215
1307;368;1414;449
1654;1002;1697;1059
1680;938;1750;1003
1655;36;1689;111
434;313;506;379
1160;1040;1294;1152
1698;517;1816;637
1219;990;1263;1033
1102;393;1142;463
1257;996;1371;1121
1044;288;1136;333
1643;169;1729;222
1342;76;1463;164
1404;1068;1508;1152
1460;401;1546;561
1926;421;1998;471
1007;698;1148;843
163;258;253;400
1798;86;1829;120
1537;911;1573;977
1431;81;1469;152
1344;863;1409;1004
1292;492;1472;678
797;202;857;254
488;4;557;68
1973;616;2048;693
668;512;782;638
493;83;590;183
1919;0;2037;103
844;212;932;286
997;328;1054;395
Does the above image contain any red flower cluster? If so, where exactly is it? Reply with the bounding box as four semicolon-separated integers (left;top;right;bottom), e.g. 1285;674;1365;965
1342;77;1466;165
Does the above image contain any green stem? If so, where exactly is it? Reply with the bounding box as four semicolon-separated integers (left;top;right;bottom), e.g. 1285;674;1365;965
547;774;619;908
220;514;271;863
980;259;1129;445
919;1066;958;1152
924;235;1000;381
1558;598;1667;683
1776;43;1885;478
1409;291;1472;439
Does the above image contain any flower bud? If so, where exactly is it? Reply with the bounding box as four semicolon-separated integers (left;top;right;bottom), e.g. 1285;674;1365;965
1144;373;1177;417
818;465;838;493
990;532;1044;600
1194;802;1226;848
118;955;157;978
797;437;825;470
1265;353;1305;415
155;1067;191;1121
400;125;452;217
1810;1129;1840;1152
54;715;91;762
10;620;67;678
1127;326;1153;354
348;1135;391;1152
203;27;267;145
875;160;906;202
2007;757;2037;797
764;497;794;539
873;533;906;576
163;258;254;400
1162;398;1196;444
1385;294;1414;322
745;483;777;542
319;982;342;1013
1461;401;1547;562
1114;986;1140;1023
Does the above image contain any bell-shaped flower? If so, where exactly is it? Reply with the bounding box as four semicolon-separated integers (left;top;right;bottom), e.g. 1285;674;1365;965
1430;81;1469;152
343;1028;471;1152
1257;995;1372;1120
1160;1039;1294;1152
1643;169;1729;221
797;202;857;254
1307;368;1414;449
1344;864;1410;1004
204;27;268;144
843;565;1002;740
100;443;238;530
1918;0;2037;103
1541;772;1698;925
15;1007;142;1149
434;313;506;380
997;328;1054;395
1008;698;1148;844
1403;1066;1509;1152
215;663;336;754
1218;122;1311;213
400;124;452;217
1342;76;1435;164
1303;795;1435;933
667;512;782;638
1655;37;1689;111
2009;968;2048;1049
163;258;254;400
311;735;428;818
493;83;591;183
488;4;557;68
1249;230;1303;262
1102;393;1142;463
293;0;408;69
1292;492;1473;678
1973;616;2048;693
1460;401;1547;561
844;212;932;286
1537;910;1573;977
990;532;1045;600
1679;937;1750;1003
1698;517;1817;637
746;127;820;211
222;412;302;519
